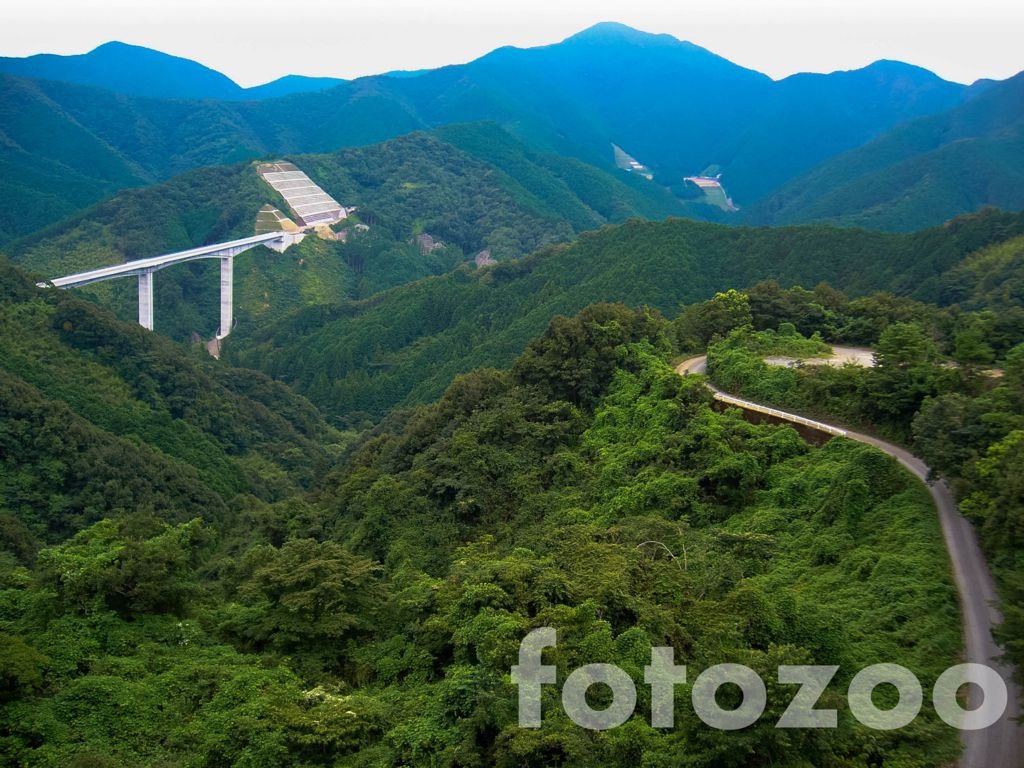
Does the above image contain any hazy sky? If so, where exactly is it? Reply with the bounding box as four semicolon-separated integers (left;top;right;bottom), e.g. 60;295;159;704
2;0;1022;86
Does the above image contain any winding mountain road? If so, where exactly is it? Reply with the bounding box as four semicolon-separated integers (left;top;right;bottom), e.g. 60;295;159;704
676;355;1023;768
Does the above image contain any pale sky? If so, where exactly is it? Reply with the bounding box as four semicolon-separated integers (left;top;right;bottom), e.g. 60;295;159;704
1;0;1022;87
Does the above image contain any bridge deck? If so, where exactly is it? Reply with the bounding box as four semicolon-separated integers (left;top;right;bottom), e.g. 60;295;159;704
712;390;849;437
42;232;289;288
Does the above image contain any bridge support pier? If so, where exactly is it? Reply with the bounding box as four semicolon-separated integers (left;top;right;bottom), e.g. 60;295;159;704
41;230;306;338
138;270;154;330
217;256;233;339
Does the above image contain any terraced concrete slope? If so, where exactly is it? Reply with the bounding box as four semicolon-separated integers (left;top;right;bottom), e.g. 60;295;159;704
256;161;348;226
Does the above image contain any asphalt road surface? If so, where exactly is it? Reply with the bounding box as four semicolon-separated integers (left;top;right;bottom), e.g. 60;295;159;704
676;355;1023;768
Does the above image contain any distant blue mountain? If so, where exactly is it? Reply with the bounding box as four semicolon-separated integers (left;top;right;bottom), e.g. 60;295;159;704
0;22;1003;243
241;74;346;100
0;41;346;100
380;69;432;79
400;22;968;201
725;58;968;200
0;41;243;100
745;70;1024;231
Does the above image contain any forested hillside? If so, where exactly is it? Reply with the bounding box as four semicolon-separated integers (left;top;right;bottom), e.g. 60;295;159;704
937;234;1024;309
0;41;345;101
0;261;345;559
669;282;1024;697
0;23;978;242
0;76;151;243
2;15;1021;768
747;71;1024;231
0;296;962;766
6;126;680;338
228;209;1024;422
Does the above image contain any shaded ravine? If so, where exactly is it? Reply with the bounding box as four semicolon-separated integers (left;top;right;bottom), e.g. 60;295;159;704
676;355;1023;768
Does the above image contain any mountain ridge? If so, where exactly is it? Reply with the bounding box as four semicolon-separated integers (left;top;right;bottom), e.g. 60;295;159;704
0;41;244;100
225;209;1024;422
0;22;1006;246
3;124;685;339
0;40;349;100
745;69;1024;230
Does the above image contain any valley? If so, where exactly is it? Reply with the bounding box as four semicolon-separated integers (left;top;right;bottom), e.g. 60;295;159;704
1;15;1023;768
2;23;1013;246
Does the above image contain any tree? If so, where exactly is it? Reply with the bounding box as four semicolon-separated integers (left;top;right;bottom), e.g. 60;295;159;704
676;289;753;350
35;517;207;618
868;323;946;420
0;633;48;702
222;539;383;670
873;323;936;370
912;394;979;480
514;304;669;408
952;317;995;366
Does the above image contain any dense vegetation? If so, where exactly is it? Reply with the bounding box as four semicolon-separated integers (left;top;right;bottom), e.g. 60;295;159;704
747;71;1024;231
1;24;1021;766
697;284;986;441
228;209;1024;424
0;261;345;557
0;296;962;766
0;23;982;242
673;281;1024;693
0;76;150;243
913;360;1024;672
6;126;681;338
937;234;1024;310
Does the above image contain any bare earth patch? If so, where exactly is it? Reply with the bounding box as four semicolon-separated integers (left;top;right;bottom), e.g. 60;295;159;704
764;345;876;368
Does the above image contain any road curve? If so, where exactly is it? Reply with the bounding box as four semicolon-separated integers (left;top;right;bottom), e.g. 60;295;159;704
676;355;1023;768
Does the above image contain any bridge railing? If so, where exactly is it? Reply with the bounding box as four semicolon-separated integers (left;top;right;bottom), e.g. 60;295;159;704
712;390;849;437
37;230;303;337
40;231;295;289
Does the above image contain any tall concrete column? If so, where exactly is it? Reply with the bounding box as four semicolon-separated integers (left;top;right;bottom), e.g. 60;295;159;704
138;270;154;330
217;256;233;339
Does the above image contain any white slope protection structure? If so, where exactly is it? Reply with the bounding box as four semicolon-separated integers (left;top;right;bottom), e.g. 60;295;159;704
257;162;348;226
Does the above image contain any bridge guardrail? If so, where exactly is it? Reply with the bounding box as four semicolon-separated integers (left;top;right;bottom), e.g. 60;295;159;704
711;390;849;437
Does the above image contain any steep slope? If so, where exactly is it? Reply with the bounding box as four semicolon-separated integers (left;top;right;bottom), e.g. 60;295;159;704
0;41;244;100
0;23;973;242
0;260;342;555
218;22;971;202
747;71;1024;231
0;76;152;242
449;24;966;201
937;233;1024;309
0;302;962;766
435;22;774;173
0;73;267;243
0;41;347;101
5;126;683;338
227;210;1024;422
729;59;969;203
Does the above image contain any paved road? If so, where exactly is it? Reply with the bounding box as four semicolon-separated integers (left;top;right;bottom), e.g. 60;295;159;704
677;355;1023;768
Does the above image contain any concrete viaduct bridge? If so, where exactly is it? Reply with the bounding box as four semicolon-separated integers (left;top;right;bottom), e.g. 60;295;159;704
37;231;304;339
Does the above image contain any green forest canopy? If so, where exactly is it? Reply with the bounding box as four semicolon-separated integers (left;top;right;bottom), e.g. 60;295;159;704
0;297;962;767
